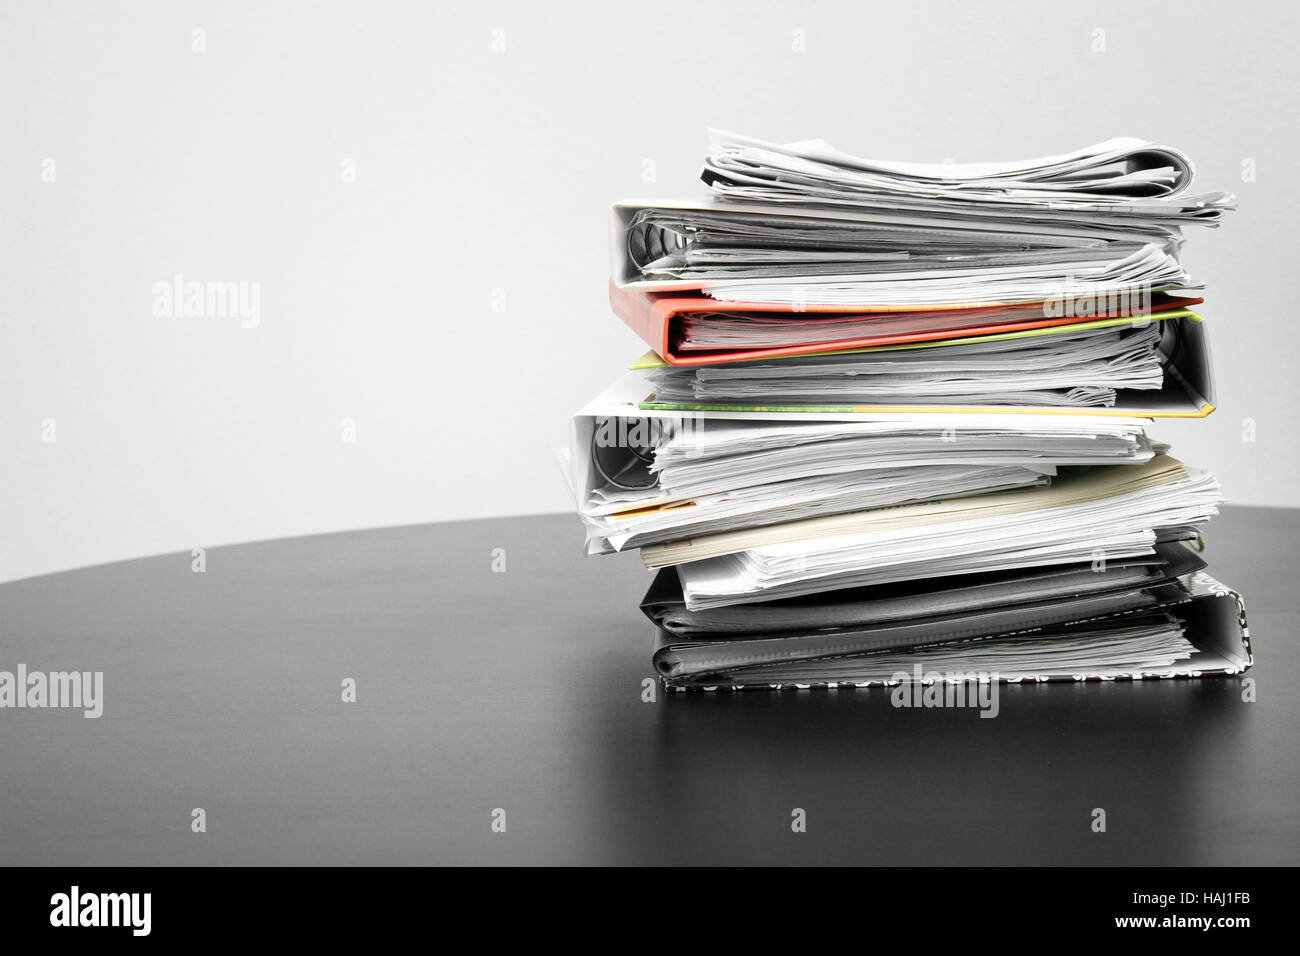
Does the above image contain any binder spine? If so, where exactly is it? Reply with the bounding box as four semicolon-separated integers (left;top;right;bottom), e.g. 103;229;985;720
608;280;671;359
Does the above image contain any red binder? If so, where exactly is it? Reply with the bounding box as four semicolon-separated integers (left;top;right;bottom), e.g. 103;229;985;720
608;279;1204;366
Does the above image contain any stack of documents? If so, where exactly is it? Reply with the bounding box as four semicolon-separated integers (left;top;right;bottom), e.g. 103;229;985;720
571;131;1250;691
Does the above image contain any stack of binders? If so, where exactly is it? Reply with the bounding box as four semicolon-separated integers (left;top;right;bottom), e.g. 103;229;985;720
569;131;1252;692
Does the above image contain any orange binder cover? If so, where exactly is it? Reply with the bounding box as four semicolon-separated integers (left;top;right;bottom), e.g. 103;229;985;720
608;279;1204;367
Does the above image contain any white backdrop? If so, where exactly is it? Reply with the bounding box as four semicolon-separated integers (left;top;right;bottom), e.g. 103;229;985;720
3;0;1298;582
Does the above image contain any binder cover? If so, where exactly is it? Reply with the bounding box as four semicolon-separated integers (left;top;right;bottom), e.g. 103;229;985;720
654;572;1251;691
609;199;1189;291
624;312;1217;418
569;380;1160;523
610;279;1205;367
641;543;1207;641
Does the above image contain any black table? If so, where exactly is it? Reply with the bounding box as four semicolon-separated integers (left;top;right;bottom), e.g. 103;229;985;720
1;506;1295;865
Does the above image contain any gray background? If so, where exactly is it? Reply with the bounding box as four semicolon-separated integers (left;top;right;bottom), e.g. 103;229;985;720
2;0;1298;583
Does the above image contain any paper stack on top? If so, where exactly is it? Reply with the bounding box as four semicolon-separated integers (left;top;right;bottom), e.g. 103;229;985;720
569;131;1252;691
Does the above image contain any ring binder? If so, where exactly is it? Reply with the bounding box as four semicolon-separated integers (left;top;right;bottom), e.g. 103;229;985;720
574;131;1245;692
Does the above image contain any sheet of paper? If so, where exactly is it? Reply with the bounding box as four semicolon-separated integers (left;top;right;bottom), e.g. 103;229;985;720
653;456;1223;608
